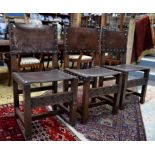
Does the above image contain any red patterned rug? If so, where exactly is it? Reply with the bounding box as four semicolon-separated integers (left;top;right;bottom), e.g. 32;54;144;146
0;103;80;141
75;95;146;141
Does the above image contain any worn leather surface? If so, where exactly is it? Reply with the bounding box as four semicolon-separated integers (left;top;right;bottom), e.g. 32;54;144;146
103;64;149;73
66;67;120;78
12;69;76;84
101;29;127;52
10;24;57;54
101;29;127;64
65;27;100;53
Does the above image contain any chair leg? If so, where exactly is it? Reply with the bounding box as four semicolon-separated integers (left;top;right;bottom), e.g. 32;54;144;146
91;77;97;102
82;78;90;124
8;73;11;86
140;70;149;104
13;79;19;117
69;102;77;126
5;61;11;86
71;62;74;68
52;81;58;110
119;73;128;110
46;56;51;69
89;62;92;68
62;80;69;109
99;77;104;87
38;64;43;86
63;80;69;92
43;62;45;71
112;74;122;115
23;84;32;140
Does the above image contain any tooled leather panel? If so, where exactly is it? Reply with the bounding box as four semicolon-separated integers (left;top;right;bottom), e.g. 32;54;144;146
65;27;99;53
12;24;57;53
101;30;127;52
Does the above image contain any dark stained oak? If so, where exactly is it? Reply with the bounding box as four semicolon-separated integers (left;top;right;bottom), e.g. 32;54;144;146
100;29;150;110
13;70;78;140
11;24;78;140
66;66;122;124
